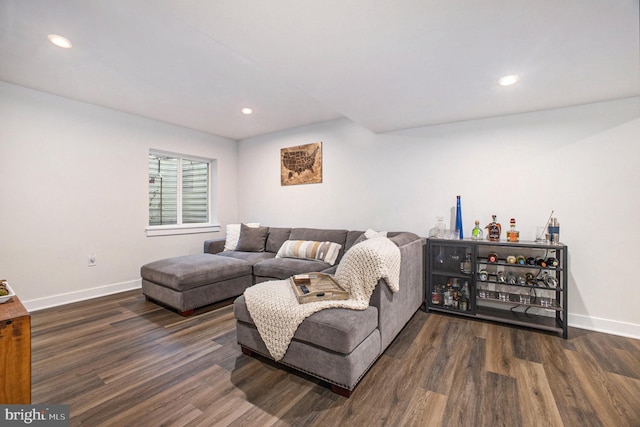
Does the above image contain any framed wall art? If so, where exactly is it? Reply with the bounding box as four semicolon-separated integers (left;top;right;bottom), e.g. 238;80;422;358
280;142;322;186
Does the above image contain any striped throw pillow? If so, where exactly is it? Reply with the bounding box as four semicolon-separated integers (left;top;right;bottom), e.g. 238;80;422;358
276;240;342;266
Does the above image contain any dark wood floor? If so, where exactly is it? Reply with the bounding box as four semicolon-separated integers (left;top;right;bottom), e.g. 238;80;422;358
31;290;640;426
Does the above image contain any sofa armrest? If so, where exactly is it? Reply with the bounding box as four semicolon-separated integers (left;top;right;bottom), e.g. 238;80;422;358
204;238;226;254
369;237;425;351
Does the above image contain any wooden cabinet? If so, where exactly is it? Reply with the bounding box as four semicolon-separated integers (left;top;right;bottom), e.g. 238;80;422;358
0;296;31;403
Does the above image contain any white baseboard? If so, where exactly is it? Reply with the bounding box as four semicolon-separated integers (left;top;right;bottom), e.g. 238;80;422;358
569;313;640;340
23;279;142;312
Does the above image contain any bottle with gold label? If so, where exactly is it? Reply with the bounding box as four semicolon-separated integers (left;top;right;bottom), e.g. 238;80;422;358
485;215;502;241
506;218;519;242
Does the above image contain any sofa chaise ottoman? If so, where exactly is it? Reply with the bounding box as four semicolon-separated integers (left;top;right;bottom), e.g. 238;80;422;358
141;254;253;316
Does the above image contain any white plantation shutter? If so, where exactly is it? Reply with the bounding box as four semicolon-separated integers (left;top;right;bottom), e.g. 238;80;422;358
182;159;209;224
148;152;212;226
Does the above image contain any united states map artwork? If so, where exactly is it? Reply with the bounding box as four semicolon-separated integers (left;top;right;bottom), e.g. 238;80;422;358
280;142;322;186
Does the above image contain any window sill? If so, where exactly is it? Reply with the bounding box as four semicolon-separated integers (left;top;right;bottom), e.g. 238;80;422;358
146;224;221;237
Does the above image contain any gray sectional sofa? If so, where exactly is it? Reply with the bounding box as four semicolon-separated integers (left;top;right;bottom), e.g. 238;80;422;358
141;225;425;396
231;227;425;396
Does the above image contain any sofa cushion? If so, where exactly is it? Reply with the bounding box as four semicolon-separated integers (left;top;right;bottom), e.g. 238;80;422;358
141;254;251;291
294;306;379;354
234;295;379;354
289;228;348;244
224;222;259;251
216;251;276;265
344;230;365;252
253;257;331;280
236;223;269;252
276;240;342;266
265;227;292;253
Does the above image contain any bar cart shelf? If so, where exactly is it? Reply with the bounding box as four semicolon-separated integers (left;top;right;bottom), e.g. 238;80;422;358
425;238;568;338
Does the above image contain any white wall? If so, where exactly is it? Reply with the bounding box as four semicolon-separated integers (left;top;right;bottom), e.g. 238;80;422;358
2;80;638;338
238;97;640;338
0;82;238;309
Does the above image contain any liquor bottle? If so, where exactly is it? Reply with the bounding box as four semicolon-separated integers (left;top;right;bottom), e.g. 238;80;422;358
459;296;468;311
431;286;442;305
546;257;559;267
460;253;472;274
455;196;463;239
459;290;469;311
506;218;519;242
485;215;502;241
471;220;483;240
462;281;470;299
444;282;453;307
451;281;460;309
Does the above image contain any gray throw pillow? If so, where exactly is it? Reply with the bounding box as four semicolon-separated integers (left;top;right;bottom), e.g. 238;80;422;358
236;223;269;252
265;227;292;253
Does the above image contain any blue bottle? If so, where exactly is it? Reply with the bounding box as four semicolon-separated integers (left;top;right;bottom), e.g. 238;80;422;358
455;195;463;239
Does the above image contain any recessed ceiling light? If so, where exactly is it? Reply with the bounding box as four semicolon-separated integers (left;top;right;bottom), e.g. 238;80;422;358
498;75;520;86
241;107;253;115
48;34;72;48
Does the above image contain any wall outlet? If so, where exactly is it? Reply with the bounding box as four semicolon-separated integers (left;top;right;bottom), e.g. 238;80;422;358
88;254;97;267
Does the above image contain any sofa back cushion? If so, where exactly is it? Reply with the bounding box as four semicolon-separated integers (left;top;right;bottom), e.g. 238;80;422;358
344;230;365;252
265;227;292;253
387;231;420;247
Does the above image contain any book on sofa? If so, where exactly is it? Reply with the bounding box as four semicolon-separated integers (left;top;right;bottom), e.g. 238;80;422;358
290;273;349;304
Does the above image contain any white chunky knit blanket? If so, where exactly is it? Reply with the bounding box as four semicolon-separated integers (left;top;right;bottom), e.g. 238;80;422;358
243;236;401;361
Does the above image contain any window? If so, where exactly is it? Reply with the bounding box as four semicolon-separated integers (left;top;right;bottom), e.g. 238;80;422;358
147;151;218;236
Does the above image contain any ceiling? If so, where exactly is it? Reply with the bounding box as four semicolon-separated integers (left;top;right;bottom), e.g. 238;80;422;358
1;0;638;140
